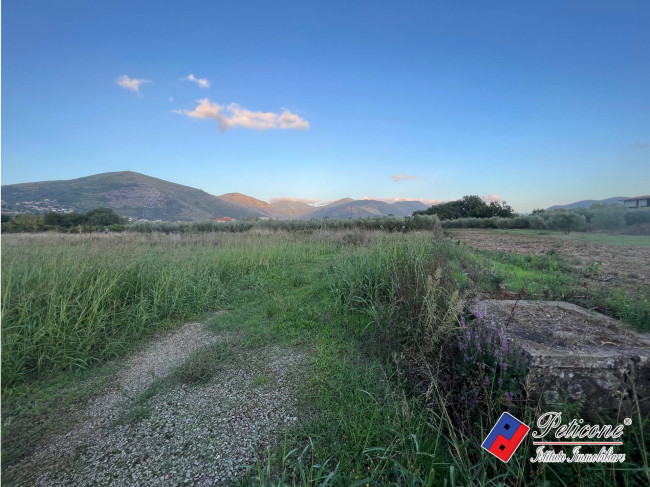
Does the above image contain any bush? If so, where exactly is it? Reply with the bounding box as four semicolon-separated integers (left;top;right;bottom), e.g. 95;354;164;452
85;208;127;226
624;208;650;226
529;215;546;229
573;207;593;223
591;205;626;231
547;211;586;233
2;214;46;232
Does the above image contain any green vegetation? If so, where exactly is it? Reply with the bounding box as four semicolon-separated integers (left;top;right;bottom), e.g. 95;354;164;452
490;229;650;247
439;206;650;235
1;211;442;235
173;342;230;385
3;229;648;486
463;248;649;331
2;208;127;233
129;214;442;234
1;232;334;387
547;210;586;233
415;195;515;220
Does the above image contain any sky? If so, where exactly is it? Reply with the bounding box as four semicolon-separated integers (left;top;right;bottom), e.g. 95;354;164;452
2;0;649;212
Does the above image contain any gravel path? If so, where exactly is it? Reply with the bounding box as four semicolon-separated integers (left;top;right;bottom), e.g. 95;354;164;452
7;317;308;486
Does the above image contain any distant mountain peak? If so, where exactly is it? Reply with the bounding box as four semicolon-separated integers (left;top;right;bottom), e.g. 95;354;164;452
2;171;439;221
1;171;261;222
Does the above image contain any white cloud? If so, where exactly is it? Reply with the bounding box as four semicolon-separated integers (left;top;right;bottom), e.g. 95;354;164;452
116;75;151;94
169;97;174;102
181;74;211;88
482;194;502;202
174;99;309;131
390;174;417;182
270;197;320;205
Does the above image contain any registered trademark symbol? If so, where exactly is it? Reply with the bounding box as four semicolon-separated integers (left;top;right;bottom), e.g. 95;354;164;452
624;418;632;426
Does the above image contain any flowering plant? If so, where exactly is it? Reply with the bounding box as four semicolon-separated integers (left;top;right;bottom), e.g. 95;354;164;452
448;313;529;419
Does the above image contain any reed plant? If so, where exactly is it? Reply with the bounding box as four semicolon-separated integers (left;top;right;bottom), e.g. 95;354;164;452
1;232;335;389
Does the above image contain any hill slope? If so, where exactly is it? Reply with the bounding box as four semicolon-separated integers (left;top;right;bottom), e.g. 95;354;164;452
218;193;290;219
1;172;260;221
390;200;429;214
547;197;627;211
299;199;425;219
268;199;318;218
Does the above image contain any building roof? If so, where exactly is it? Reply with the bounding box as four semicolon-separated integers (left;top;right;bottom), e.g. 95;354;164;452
622;195;650;201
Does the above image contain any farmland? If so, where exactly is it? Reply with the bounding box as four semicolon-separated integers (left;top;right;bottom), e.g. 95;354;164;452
2;228;649;486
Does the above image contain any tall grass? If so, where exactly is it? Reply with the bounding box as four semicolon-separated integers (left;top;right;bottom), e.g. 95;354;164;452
323;233;649;486
327;233;464;356
1;232;336;389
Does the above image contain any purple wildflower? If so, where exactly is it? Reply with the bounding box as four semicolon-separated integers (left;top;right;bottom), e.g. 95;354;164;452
498;328;508;352
504;392;514;403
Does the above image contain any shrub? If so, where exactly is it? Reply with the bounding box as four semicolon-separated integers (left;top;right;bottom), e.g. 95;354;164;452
624;208;650;226
529;215;546;229
573;207;593;223
547;211;586;233
591;204;626;231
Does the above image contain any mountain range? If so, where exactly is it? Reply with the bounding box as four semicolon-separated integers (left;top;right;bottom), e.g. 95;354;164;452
1;171;429;222
2;171;632;222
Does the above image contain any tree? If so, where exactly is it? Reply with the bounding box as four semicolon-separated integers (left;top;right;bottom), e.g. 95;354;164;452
591;204;626;231
10;214;45;232
548;211;586;234
414;195;514;220
488;200;515;218
529;215;546;230
85;208;126;226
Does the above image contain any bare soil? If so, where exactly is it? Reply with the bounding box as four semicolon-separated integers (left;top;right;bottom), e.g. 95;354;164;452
451;229;650;288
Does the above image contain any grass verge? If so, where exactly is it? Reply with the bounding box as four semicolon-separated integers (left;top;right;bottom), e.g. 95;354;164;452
494;229;650;247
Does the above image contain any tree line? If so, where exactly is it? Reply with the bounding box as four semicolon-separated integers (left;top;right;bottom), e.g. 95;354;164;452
2;208;127;233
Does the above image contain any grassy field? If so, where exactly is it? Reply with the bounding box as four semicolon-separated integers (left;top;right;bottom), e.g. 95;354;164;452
493;229;650;247
2;230;649;486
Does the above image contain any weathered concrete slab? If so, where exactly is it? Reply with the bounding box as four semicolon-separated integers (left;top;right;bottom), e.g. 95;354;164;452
466;300;650;417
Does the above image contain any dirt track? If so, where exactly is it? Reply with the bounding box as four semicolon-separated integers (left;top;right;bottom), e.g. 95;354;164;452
6;317;307;486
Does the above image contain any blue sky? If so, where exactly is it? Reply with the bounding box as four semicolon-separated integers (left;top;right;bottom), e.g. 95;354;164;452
2;0;649;212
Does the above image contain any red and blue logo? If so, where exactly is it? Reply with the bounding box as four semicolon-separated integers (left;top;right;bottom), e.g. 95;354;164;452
482;412;530;462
